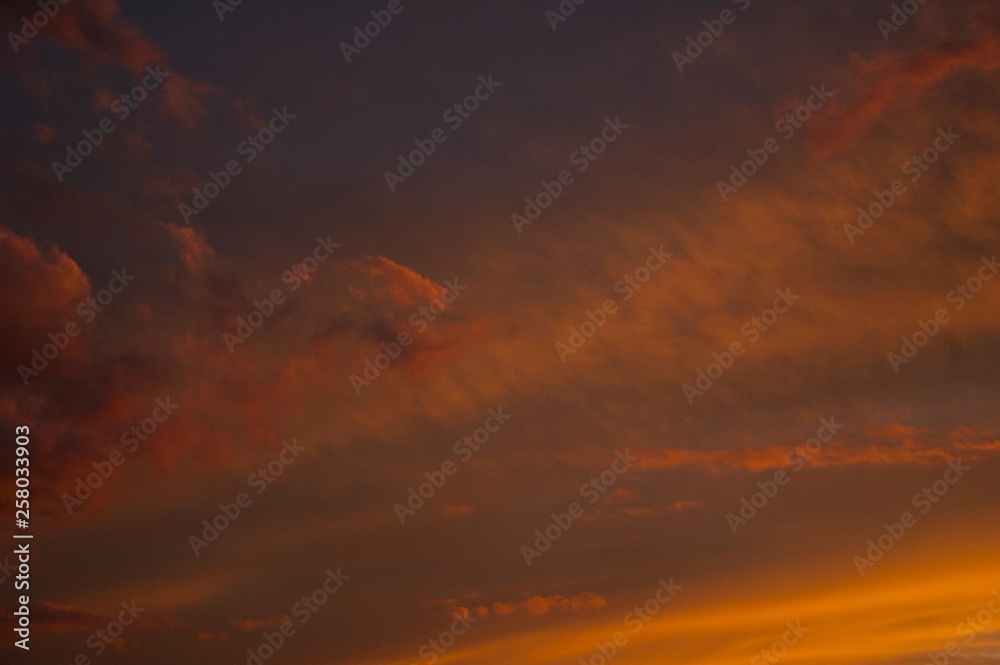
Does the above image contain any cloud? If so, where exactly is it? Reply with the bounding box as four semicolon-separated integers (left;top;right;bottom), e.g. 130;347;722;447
231;615;292;631
37;0;160;75
439;593;608;619
636;426;1000;473
158;74;222;132
0;228;227;509
605;488;641;503
514;593;609;617
23;602;102;633
807;6;1000;160
346;255;448;312
0;226;91;374
160;222;215;275
580;491;704;522
3;0;221;132
335;255;488;381
370;555;1000;665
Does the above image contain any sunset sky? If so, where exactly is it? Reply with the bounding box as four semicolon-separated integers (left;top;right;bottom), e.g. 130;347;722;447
2;1;1000;664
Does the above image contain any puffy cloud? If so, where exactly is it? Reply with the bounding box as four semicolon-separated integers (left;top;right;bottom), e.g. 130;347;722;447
35;0;160;75
0;226;91;378
3;0;220;135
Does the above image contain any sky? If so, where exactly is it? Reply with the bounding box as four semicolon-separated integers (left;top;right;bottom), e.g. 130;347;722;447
1;0;1000;664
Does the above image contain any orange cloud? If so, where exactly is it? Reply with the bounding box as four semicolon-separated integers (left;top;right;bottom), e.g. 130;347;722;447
808;7;1000;160
340;255;488;382
518;593;609;616
637;427;1000;473
439;592;607;619
25;602;101;633
160;222;215;275
4;0;221;132
0;227;91;375
40;0;160;75
231;615;292;631
158;74;221;132
346;255;447;309
606;488;641;503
